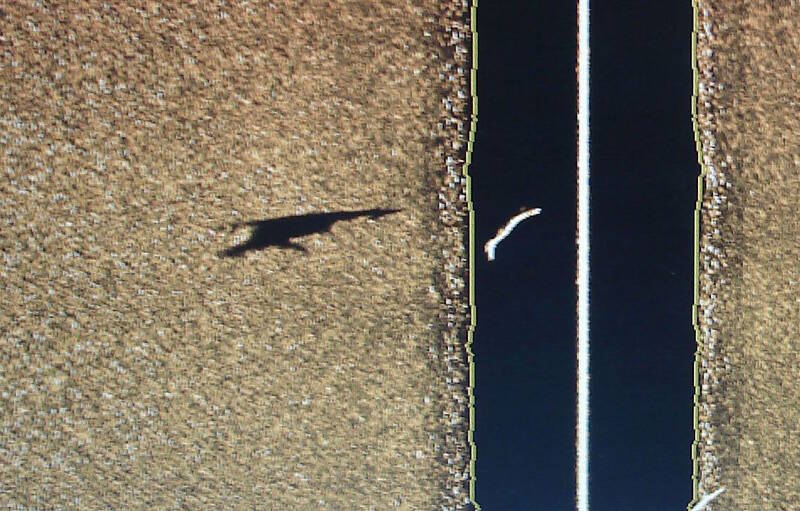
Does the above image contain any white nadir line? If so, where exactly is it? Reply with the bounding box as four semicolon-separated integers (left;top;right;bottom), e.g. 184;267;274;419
689;487;726;511
576;0;590;510
484;208;542;261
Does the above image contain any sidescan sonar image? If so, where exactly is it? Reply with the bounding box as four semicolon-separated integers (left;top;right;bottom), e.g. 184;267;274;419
1;1;477;509
690;1;800;509
3;0;800;510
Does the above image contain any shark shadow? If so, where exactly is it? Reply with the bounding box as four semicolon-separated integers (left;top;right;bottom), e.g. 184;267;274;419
217;208;402;258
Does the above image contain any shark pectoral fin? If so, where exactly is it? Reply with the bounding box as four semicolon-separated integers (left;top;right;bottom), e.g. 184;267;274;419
284;241;308;253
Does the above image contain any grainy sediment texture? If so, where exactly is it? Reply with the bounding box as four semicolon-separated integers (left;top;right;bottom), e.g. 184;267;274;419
0;1;474;509
692;1;800;509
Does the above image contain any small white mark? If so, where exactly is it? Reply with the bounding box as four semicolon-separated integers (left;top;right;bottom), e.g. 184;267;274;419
690;487;726;511
485;207;542;261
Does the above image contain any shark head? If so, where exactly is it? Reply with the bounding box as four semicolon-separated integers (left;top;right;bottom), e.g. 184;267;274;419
368;208;402;219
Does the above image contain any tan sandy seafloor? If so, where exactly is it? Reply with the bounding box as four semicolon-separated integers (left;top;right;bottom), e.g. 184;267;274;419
691;0;800;509
0;1;477;509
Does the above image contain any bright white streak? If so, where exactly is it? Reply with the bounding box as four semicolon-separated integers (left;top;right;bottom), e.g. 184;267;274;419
576;0;591;510
689;487;726;511
484;208;542;261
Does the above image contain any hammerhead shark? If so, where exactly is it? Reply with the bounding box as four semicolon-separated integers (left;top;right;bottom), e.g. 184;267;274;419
217;208;402;258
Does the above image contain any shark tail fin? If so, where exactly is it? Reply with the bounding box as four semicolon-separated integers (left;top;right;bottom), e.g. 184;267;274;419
219;246;246;258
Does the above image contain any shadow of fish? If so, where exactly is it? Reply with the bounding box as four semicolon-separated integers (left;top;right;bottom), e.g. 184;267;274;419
217;208;402;258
